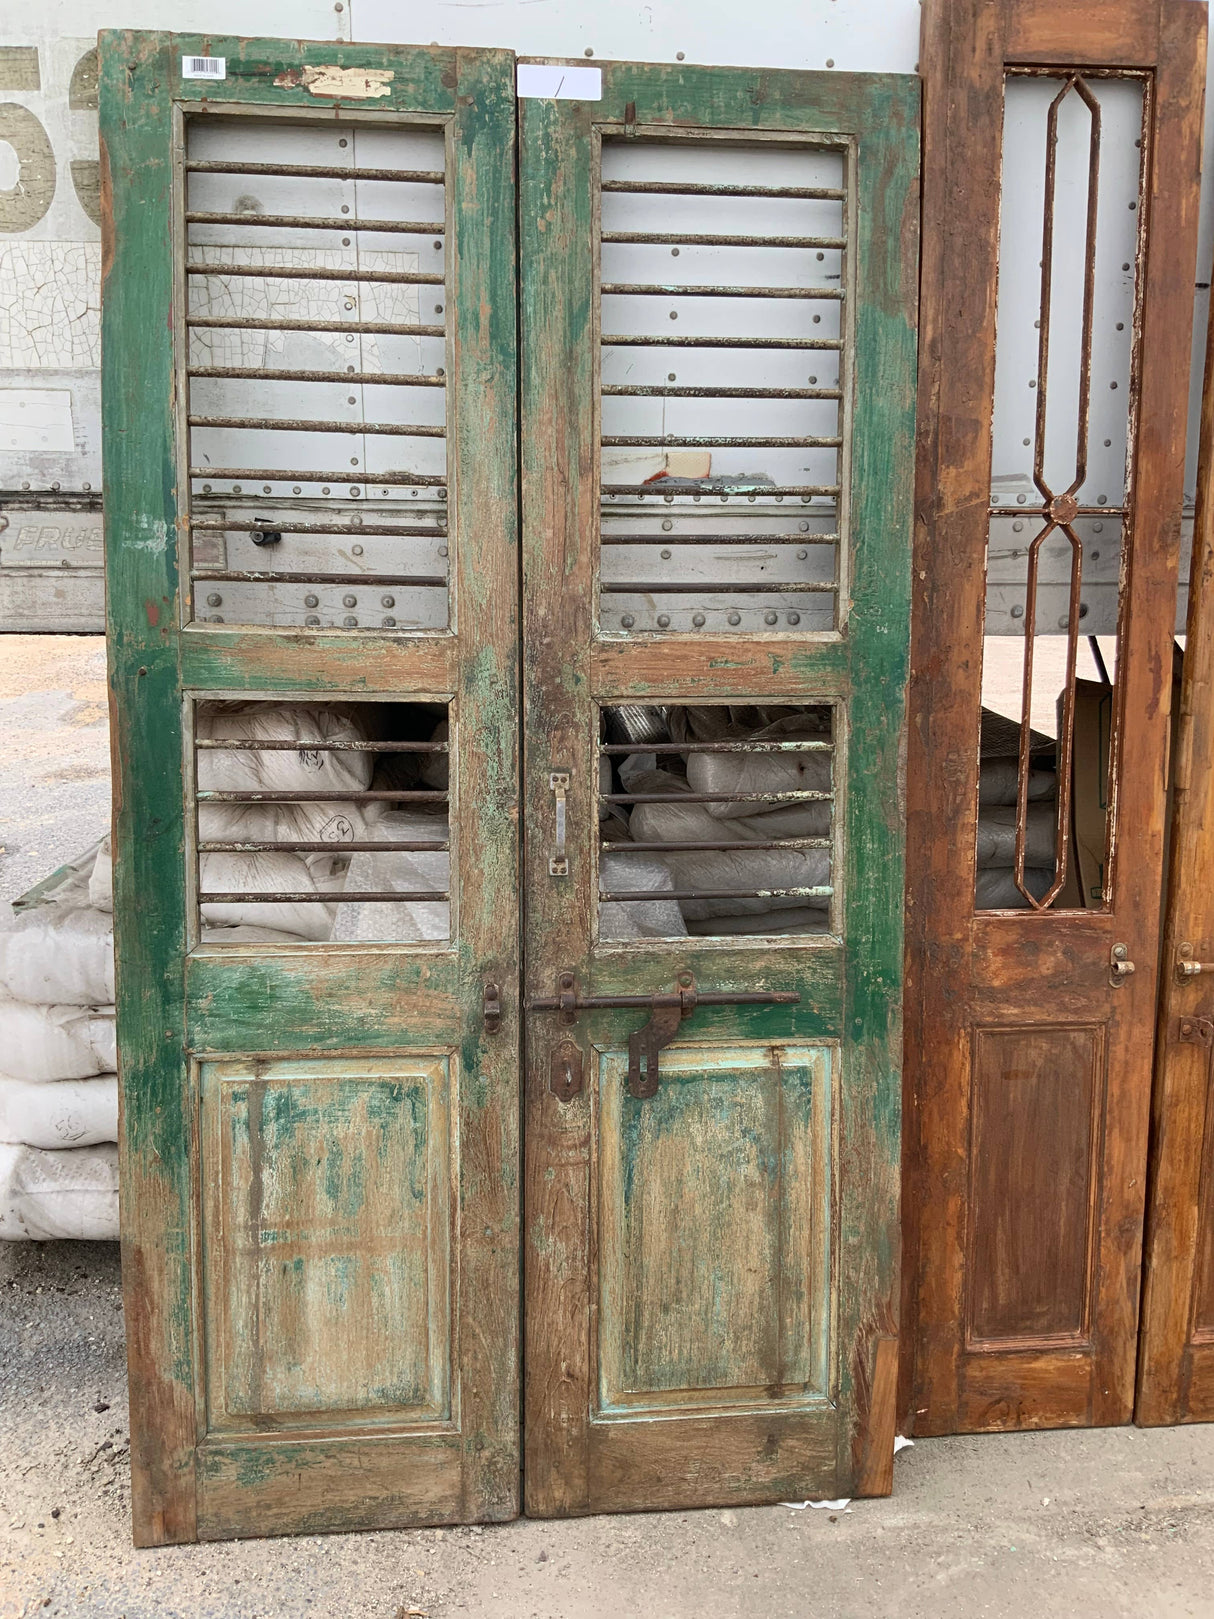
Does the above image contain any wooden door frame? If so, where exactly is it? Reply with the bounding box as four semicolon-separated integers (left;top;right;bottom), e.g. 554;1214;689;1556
1137;257;1214;1426
901;0;1205;1434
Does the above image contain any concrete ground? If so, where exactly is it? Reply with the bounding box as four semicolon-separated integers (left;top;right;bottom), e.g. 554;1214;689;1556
5;636;1212;1616
0;1240;1212;1619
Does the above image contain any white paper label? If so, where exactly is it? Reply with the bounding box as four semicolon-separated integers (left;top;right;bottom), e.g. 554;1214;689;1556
182;55;226;80
0;390;75;454
516;64;602;101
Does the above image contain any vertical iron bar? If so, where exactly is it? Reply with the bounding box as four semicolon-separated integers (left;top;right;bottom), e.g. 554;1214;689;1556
1069;79;1103;495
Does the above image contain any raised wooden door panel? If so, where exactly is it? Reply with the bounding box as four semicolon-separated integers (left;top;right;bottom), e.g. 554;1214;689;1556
903;0;1205;1437
595;1043;834;1414
1137;249;1214;1427
966;1026;1105;1350
100;33;519;1544
199;1056;453;1433
520;60;918;1514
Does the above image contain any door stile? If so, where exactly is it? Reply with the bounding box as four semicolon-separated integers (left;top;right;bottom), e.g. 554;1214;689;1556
1136;248;1214;1426
519;81;599;1517
102;33;521;1542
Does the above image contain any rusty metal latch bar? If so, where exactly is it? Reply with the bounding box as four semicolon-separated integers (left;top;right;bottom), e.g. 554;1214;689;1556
1109;943;1136;987
1177;944;1214;981
549;770;570;877
527;973;800;1099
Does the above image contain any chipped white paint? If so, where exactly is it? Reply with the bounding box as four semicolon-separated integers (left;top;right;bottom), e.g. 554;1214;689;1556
0;242;100;367
298;65;393;98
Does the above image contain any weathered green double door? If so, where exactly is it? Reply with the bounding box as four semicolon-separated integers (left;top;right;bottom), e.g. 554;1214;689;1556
101;34;917;1543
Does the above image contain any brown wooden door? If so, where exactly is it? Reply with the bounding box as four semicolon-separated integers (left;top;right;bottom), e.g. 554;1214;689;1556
903;0;1205;1435
518;59;919;1512
1136;257;1214;1427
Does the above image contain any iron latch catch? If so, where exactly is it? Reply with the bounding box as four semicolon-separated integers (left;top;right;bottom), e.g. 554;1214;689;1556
526;972;799;1098
1178;1015;1214;1049
483;981;502;1035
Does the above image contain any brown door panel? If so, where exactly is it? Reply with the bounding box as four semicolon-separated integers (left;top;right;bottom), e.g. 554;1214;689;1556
903;0;1205;1436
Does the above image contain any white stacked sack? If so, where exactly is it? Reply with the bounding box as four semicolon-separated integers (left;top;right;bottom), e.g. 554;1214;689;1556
196;701;375;940
616;709;834;937
0;839;119;1240
973;711;1059;908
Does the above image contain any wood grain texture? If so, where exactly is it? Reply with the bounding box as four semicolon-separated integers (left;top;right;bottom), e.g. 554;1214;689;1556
1136;206;1214;1426
101;30;197;1546
101;33;521;1542
854;1335;898;1497
521;60;918;1515
595;1045;831;1410
180;633;456;696
1006;0;1160;63
966;1027;1103;1346
197;1435;464;1540
902;0;1206;1439
201;1056;452;1431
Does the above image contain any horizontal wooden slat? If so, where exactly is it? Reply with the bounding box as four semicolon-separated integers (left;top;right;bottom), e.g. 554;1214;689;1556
180;631;457;694
590;636;850;700
197;1434;466;1540
584;1411;838;1514
1006;0;1159;63
185;952;464;1052
954;1350;1100;1432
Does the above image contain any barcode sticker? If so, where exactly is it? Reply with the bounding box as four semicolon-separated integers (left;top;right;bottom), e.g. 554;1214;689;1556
182;55;226;80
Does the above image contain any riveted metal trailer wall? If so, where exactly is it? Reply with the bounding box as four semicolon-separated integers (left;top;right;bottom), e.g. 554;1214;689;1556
7;0;1207;630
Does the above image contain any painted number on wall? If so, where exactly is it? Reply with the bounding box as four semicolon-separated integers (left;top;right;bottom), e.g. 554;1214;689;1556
0;45;100;231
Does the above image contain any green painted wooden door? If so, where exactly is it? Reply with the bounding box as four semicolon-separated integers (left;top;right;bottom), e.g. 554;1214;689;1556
103;36;916;1540
100;33;520;1543
519;60;918;1512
